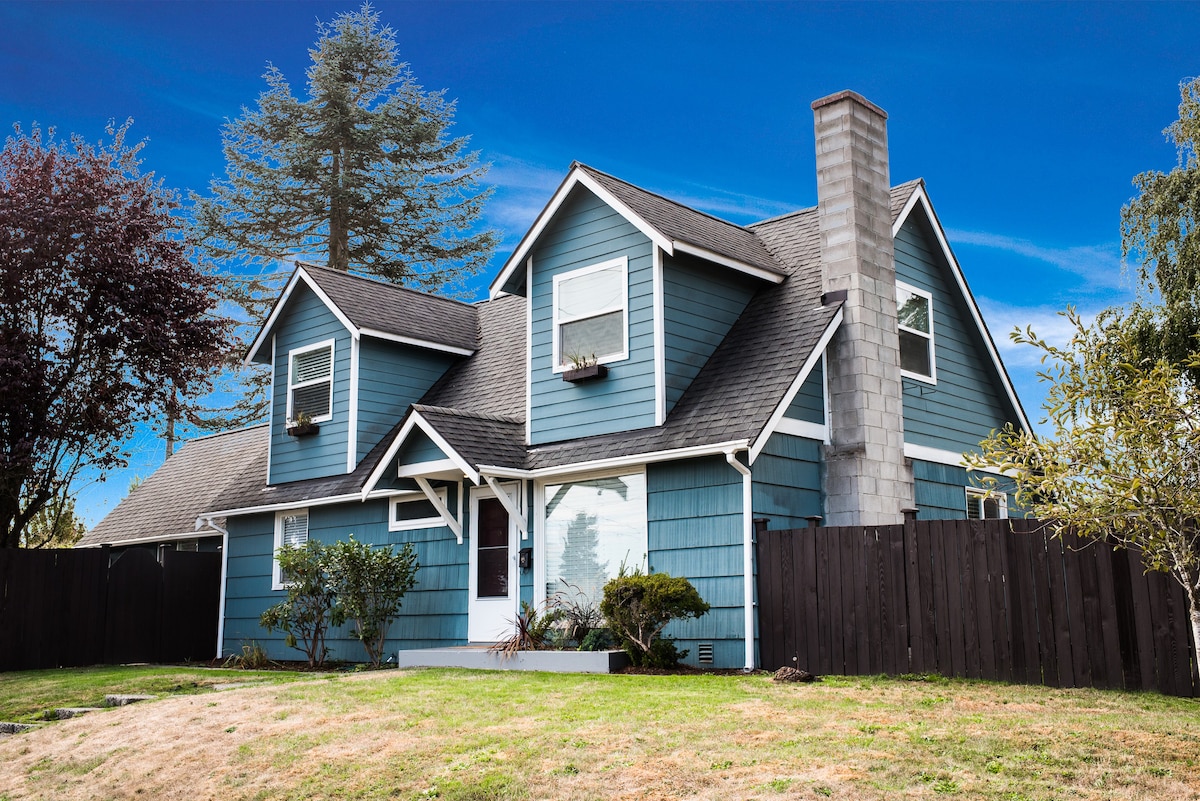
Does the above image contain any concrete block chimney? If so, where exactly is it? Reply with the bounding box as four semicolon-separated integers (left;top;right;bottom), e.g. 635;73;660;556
812;90;913;525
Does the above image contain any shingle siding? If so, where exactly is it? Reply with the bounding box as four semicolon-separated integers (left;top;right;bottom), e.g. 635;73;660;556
783;358;824;424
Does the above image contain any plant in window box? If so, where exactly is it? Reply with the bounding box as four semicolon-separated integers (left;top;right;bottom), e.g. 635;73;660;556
563;352;608;383
286;410;320;437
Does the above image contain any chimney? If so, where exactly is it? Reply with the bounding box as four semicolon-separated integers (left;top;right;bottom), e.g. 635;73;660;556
812;90;913;525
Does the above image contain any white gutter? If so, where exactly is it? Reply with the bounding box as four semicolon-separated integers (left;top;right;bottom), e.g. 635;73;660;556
724;449;755;672
197;516;231;661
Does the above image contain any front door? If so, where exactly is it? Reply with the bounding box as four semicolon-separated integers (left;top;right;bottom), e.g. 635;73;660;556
468;486;517;642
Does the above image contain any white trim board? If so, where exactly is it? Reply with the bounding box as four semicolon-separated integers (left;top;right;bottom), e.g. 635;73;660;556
478;438;751;481
903;442;1004;475
892;185;1030;432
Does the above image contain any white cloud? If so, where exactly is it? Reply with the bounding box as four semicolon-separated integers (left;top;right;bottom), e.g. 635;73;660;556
974;299;1102;369
946;228;1127;291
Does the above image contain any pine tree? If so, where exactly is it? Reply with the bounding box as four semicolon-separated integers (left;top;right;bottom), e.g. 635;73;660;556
191;3;495;428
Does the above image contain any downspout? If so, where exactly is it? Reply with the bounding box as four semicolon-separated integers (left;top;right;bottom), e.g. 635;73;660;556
197;516;230;661
725;450;755;672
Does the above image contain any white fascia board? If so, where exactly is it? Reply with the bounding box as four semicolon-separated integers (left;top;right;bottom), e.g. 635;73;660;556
892;186;1031;432
903;442;1005;475
671;241;786;284
244;266;357;364
478;438;751;481
409;412;480;485
361;413;421;499
749;307;843;463
80;529;221;548
360;411;481;499
359;328;475;357
489;166;673;300
347;334;360;474
201;492;364;520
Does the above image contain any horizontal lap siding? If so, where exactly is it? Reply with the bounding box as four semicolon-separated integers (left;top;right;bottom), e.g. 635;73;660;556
270;284;353;484
648;456;746;668
530;188;656;444
894;214;1017;455
753;433;823;529
663;254;756;413
784;360;824;423
396;429;449;465
357;339;457;464
913;459;1017;520
221;485;470;662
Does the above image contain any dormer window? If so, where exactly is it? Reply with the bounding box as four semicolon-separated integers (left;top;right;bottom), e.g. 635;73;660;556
896;283;935;382
552;257;628;371
288;340;335;423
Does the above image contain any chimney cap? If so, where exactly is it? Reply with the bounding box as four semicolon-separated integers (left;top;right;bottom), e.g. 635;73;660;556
811;90;888;120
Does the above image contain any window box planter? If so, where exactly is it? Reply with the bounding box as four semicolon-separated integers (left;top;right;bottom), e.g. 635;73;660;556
562;364;608;383
286;422;320;437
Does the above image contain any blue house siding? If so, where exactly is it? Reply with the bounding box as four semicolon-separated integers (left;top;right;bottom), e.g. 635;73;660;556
269;284;353;484
662;254;757;413
395;428;451;466
912;459;1016;520
221;488;471;661
783;359;824;424
356;339;457;464
752;433;823;529
647;456;748;668
530;187;656;444
894;213;1017;455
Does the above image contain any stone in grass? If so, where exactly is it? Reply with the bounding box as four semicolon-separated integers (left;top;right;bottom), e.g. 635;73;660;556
104;694;157;707
773;666;819;683
51;707;105;720
0;722;41;734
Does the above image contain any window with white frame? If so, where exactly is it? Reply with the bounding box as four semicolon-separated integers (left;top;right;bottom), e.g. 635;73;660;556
540;470;647;605
966;488;1006;520
288;340;334;423
273;509;309;590
896;283;935;381
390;488;448;532
552;257;628;370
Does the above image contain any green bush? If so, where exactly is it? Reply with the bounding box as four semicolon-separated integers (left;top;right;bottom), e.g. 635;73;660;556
327;538;419;667
259;541;341;667
599;570;709;668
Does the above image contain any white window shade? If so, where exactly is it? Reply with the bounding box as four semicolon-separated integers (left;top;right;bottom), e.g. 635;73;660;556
288;342;334;421
553;258;628;369
281;512;309;547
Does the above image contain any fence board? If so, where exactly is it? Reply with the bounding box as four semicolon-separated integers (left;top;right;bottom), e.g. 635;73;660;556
986;524;1012;682
885;524;909;675
970;522;996;681
1092;545;1125;690
800;531;819;673
930;520;955;676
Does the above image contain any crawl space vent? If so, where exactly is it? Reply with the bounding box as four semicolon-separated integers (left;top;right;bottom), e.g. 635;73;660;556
698;642;714;664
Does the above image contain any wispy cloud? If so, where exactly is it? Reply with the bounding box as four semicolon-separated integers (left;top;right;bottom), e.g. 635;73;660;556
974;299;1102;370
946;228;1126;291
658;185;798;225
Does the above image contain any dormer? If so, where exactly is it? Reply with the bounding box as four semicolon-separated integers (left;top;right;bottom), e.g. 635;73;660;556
489;164;788;446
244;264;478;485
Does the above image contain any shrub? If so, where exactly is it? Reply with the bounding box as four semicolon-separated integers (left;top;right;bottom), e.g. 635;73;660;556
550;580;604;647
259;540;341;667
222;641;275;670
326;538;419;667
490;602;563;656
600;569;710;668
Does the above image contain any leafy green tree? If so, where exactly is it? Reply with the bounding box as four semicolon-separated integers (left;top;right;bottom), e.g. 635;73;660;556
260;541;341;667
968;309;1200;652
326;537;419;667
600;569;710;668
1120;77;1200;374
0;121;229;549
19;495;86;549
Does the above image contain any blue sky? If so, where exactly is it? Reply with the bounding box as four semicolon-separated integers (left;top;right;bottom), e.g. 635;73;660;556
2;1;1196;527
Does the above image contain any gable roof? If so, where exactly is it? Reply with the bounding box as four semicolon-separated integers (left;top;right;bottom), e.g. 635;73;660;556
80;426;267;547
490;163;788;298
245;264;479;364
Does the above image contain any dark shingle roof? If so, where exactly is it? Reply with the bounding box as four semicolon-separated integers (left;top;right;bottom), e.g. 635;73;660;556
577;165;788;279
411;405;526;470
300;264;479;353
80;426;267;546
420;295;525;417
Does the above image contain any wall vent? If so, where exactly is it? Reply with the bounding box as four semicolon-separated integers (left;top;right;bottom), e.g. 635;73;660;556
698;642;714;664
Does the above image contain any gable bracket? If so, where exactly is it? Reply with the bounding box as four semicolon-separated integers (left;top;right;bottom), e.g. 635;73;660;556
482;474;529;541
414;476;464;544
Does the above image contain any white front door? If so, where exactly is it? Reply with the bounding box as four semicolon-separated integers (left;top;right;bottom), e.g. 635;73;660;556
468;485;518;642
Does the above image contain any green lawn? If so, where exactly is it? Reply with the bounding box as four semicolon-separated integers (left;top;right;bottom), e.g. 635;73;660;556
0;667;1197;800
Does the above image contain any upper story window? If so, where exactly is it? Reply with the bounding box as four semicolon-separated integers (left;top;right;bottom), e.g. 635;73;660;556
273;508;309;590
288;340;335;423
966;488;1006;520
552;257;628;371
896;282;935;382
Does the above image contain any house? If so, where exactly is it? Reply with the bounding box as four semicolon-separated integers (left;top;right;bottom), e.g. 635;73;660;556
118;90;1027;670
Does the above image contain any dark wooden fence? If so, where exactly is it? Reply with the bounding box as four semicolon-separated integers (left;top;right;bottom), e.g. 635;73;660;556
0;547;221;671
756;517;1198;697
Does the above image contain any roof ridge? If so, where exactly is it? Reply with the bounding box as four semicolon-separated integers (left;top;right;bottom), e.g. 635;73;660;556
296;262;480;310
573;162;755;234
412;404;523;425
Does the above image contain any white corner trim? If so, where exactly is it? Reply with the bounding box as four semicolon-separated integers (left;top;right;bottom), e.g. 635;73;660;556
266;335;276;486
724;449;756;672
892;186;1031;431
245;266;356;364
216;526;229;660
773;418;829;442
750;307;843;463
671;241;786;284
903;442;1004;475
489;166;673;299
652;246;666;426
413;477;463;543
482;474;528;541
347;334;360;474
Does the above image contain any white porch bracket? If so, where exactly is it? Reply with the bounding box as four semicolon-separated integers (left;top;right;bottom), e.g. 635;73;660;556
482;474;529;540
415;476;463;544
